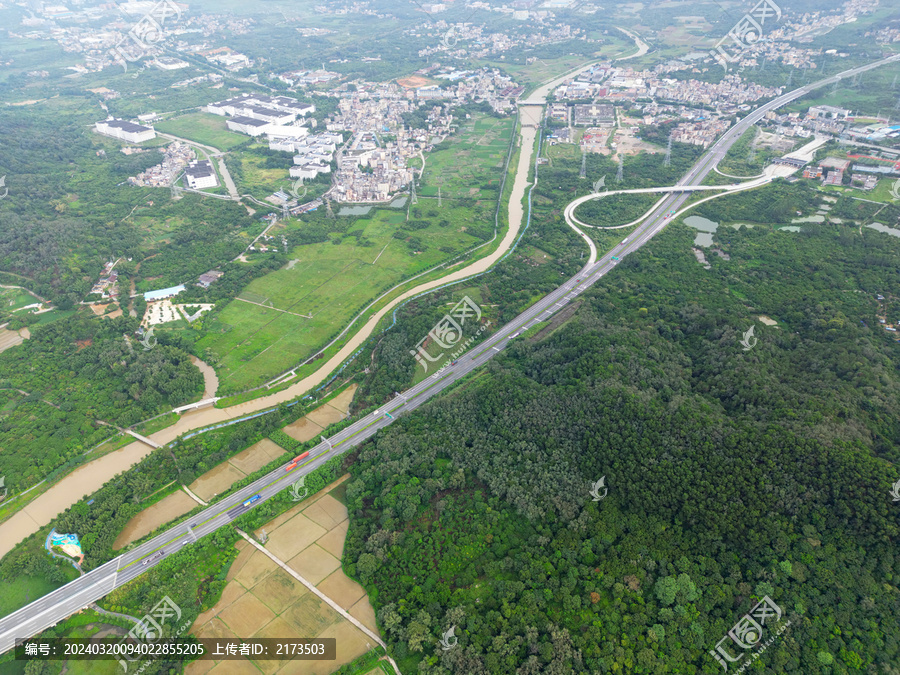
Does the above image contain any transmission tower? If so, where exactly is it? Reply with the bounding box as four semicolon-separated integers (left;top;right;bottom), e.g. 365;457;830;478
616;154;624;183
663;134;672;168
785;70;793;87
579;150;587;179
170;183;182;200
282;203;289;221
747;145;756;165
760;56;767;71
410;178;418;205
325;196;334;218
437;187;442;208
892;74;898;89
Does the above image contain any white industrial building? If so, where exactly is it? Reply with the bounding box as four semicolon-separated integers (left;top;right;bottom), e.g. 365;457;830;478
94;118;156;143
207;93;314;119
225;116;269;136
153;57;189;70
184;160;218;189
289;163;331;180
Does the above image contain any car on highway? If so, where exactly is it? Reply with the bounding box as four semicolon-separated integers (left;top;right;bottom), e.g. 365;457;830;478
622;237;629;243
385;412;394;420
611;256;619;261
509;332;520;339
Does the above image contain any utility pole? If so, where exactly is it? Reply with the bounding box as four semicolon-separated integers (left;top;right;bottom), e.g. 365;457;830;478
579;150;587;179
438;187;442;208
616;154;623;183
663;134;672;168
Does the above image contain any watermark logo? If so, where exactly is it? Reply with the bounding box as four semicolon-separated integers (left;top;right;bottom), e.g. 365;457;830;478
708;0;781;71
441;26;458;48
118;596;184;672
289;475;308;502
589;476;608;501
740;326;757;351
289;177;308;201
140;326;157;351
889;178;900;201
593;175;606;194
710;596;790;672
110;0;182;73
439;625;458;651
411;296;484;373
890;478;900;502
0;175;7;200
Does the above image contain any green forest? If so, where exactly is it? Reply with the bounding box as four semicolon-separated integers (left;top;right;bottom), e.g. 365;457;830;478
0;314;203;492
341;171;900;673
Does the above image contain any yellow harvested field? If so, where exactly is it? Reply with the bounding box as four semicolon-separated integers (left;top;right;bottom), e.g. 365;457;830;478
233;549;279;589
302;495;346;530
284;593;339;636
266;514;326;561
320;621;374;670
113;489;196;549
190;473;380;673
190;438;290;501
225;540;253;582
190;462;246;502
218;593;276;637
349;597;379;633
305;405;344;428
194;617;238;641
252;568;308;614
318;569;366;609
283;416;324;443
283;385;356;443
229;438;286;474
314;521;348;558
288;545;341;586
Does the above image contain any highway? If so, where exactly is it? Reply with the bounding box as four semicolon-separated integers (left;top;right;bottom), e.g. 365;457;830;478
1;52;898;655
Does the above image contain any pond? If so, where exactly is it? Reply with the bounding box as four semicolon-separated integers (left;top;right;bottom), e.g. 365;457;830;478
338;205;372;216
683;216;719;247
389;196;408;208
868;223;900;238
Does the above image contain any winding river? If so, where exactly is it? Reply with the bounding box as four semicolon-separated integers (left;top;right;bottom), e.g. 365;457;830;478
0;104;548;559
0;34;650;556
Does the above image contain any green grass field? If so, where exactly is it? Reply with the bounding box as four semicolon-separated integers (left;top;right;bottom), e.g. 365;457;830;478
155;112;247;151
194;110;514;392
418;116;514;201
0;574;73;617
0;288;40;314
197;206;483;391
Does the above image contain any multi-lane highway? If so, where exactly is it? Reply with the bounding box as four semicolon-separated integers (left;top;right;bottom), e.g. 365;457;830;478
1;52;898;655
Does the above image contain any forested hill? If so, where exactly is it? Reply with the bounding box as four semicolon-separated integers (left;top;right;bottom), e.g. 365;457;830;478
343;218;900;674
